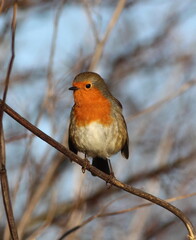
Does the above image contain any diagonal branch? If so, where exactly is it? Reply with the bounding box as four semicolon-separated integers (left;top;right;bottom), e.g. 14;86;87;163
0;99;195;240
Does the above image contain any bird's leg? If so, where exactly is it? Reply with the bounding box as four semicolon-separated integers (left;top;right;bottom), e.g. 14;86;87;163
105;159;115;188
82;153;88;173
108;159;115;177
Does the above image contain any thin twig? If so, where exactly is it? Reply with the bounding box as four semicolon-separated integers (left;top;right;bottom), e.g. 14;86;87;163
16;153;63;238
15;3;66;238
100;192;196;218
89;0;126;71
57;195;125;240
128;80;196;121
26;190;58;240
0;100;195;240
57;192;196;239
44;0;66;114
82;0;99;42
0;2;19;240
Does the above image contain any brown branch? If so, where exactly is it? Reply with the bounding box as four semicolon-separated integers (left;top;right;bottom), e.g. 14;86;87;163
0;2;19;240
27;151;196;226
0;100;196;240
0;0;4;13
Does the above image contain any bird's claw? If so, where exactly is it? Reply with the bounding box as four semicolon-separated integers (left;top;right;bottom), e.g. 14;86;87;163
82;166;86;173
105;172;115;188
81;158;89;174
106;181;112;189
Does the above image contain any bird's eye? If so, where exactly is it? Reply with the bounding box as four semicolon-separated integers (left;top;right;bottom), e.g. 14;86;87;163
85;83;91;89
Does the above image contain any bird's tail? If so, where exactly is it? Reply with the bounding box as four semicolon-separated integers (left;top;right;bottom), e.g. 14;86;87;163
92;157;111;175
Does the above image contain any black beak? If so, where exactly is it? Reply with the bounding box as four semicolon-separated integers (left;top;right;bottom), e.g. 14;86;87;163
69;86;79;91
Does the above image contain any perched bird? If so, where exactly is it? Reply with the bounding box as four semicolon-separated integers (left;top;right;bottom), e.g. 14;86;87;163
68;72;129;175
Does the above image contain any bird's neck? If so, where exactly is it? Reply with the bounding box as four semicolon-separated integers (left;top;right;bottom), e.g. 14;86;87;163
73;100;113;126
72;87;113;126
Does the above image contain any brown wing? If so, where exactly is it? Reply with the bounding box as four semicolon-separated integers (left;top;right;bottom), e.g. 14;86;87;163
112;97;129;159
112;96;123;108
121;115;129;159
68;106;78;155
121;137;129;159
68;135;78;155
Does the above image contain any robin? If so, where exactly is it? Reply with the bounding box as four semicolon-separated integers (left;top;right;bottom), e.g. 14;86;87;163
68;72;129;176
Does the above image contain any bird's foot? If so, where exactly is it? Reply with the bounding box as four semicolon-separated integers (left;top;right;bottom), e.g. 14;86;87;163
81;155;89;173
106;171;115;188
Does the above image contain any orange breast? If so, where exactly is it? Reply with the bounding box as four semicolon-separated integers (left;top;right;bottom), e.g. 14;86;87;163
73;87;113;126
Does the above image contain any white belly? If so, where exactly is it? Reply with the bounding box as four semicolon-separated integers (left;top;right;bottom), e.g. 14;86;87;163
72;121;123;158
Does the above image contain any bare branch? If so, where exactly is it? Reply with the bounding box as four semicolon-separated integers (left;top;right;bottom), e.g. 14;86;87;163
0;0;4;13
128;80;196;121
89;0;127;71
57;192;196;239
44;0;66;115
0;2;19;240
1;99;195;240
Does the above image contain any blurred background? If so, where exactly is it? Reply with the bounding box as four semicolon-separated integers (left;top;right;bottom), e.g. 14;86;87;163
0;0;196;239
